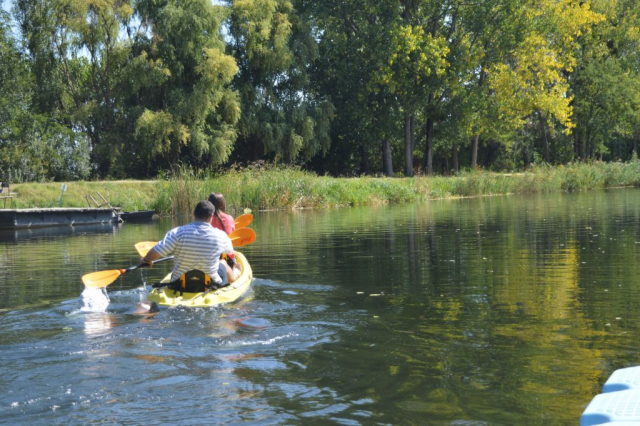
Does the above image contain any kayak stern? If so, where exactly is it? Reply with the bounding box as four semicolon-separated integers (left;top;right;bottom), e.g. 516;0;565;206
146;251;253;308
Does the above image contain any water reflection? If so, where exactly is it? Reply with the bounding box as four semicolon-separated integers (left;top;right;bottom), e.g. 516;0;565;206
82;312;118;338
242;190;640;424
2;190;640;424
0;223;121;243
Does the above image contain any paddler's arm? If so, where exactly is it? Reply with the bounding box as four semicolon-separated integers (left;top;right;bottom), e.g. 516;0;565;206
143;228;178;267
142;247;162;267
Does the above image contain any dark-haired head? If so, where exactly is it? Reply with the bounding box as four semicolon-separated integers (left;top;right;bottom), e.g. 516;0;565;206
193;200;215;221
208;192;226;213
208;192;227;232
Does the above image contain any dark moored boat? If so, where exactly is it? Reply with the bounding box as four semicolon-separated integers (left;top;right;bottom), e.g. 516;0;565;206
119;210;156;222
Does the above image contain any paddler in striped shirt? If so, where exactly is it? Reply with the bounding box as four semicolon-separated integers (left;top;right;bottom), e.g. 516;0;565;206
142;200;235;286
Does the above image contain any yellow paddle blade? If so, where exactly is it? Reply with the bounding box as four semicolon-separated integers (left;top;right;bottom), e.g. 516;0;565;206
82;269;124;288
135;241;157;257
230;228;256;247
234;213;253;229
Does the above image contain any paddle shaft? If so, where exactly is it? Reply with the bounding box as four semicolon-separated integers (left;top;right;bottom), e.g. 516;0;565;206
126;255;174;272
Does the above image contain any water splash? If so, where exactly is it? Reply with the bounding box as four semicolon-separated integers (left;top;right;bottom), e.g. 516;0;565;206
79;287;110;313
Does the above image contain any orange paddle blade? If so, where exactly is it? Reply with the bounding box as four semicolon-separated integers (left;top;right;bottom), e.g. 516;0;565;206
230;228;256;247
135;241;157;257
234;213;253;229
82;269;125;288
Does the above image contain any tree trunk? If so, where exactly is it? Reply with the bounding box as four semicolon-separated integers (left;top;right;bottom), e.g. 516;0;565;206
248;136;261;162
424;117;434;175
471;134;480;168
523;149;530;168
410;115;416;151
584;132;590;159
359;144;369;175
452;140;459;172
402;0;412;21
404;112;414;177
382;138;394;177
469;69;485;170
539;113;550;163
88;124;110;177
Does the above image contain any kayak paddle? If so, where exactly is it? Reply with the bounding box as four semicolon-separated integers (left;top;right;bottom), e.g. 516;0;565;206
229;227;256;247
234;213;253;229
134;228;257;258
134;241;157;258
81;256;173;289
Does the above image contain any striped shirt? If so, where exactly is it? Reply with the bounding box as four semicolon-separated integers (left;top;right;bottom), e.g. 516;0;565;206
153;221;233;284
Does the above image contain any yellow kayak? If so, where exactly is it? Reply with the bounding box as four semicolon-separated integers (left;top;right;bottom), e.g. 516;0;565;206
146;251;253;308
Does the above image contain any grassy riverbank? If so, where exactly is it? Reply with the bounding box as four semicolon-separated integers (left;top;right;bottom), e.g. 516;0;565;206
10;161;640;214
11;180;159;212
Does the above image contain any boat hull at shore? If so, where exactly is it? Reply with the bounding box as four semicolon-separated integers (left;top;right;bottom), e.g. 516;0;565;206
0;208;118;229
119;210;156;222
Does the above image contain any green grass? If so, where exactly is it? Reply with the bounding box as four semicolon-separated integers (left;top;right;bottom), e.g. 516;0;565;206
9;161;640;214
11;180;162;212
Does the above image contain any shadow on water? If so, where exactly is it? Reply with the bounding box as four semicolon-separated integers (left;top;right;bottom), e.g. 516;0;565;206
2;190;640;424
0;223;122;244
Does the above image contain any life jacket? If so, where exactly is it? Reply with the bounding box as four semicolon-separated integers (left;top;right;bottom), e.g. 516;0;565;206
166;270;215;295
151;257;235;295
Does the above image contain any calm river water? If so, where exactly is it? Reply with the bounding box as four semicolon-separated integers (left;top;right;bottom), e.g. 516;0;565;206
2;189;640;425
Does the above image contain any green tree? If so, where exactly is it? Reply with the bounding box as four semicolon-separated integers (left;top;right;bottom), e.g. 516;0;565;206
308;0;395;176
226;0;333;164
1;9;89;181
374;15;449;176
16;0;135;177
487;0;603;165
570;0;640;160
15;0;240;178
131;0;240;176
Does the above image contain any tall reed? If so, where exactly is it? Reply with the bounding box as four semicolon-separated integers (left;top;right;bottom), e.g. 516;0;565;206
155;160;640;214
11;160;640;214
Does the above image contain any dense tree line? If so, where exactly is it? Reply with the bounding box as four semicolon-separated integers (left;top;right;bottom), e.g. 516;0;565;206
0;0;638;181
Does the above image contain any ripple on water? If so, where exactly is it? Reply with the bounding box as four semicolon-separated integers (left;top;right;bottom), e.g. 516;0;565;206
228;332;299;347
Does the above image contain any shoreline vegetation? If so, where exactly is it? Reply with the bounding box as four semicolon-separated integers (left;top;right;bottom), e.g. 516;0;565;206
3;0;640;189
11;161;640;215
